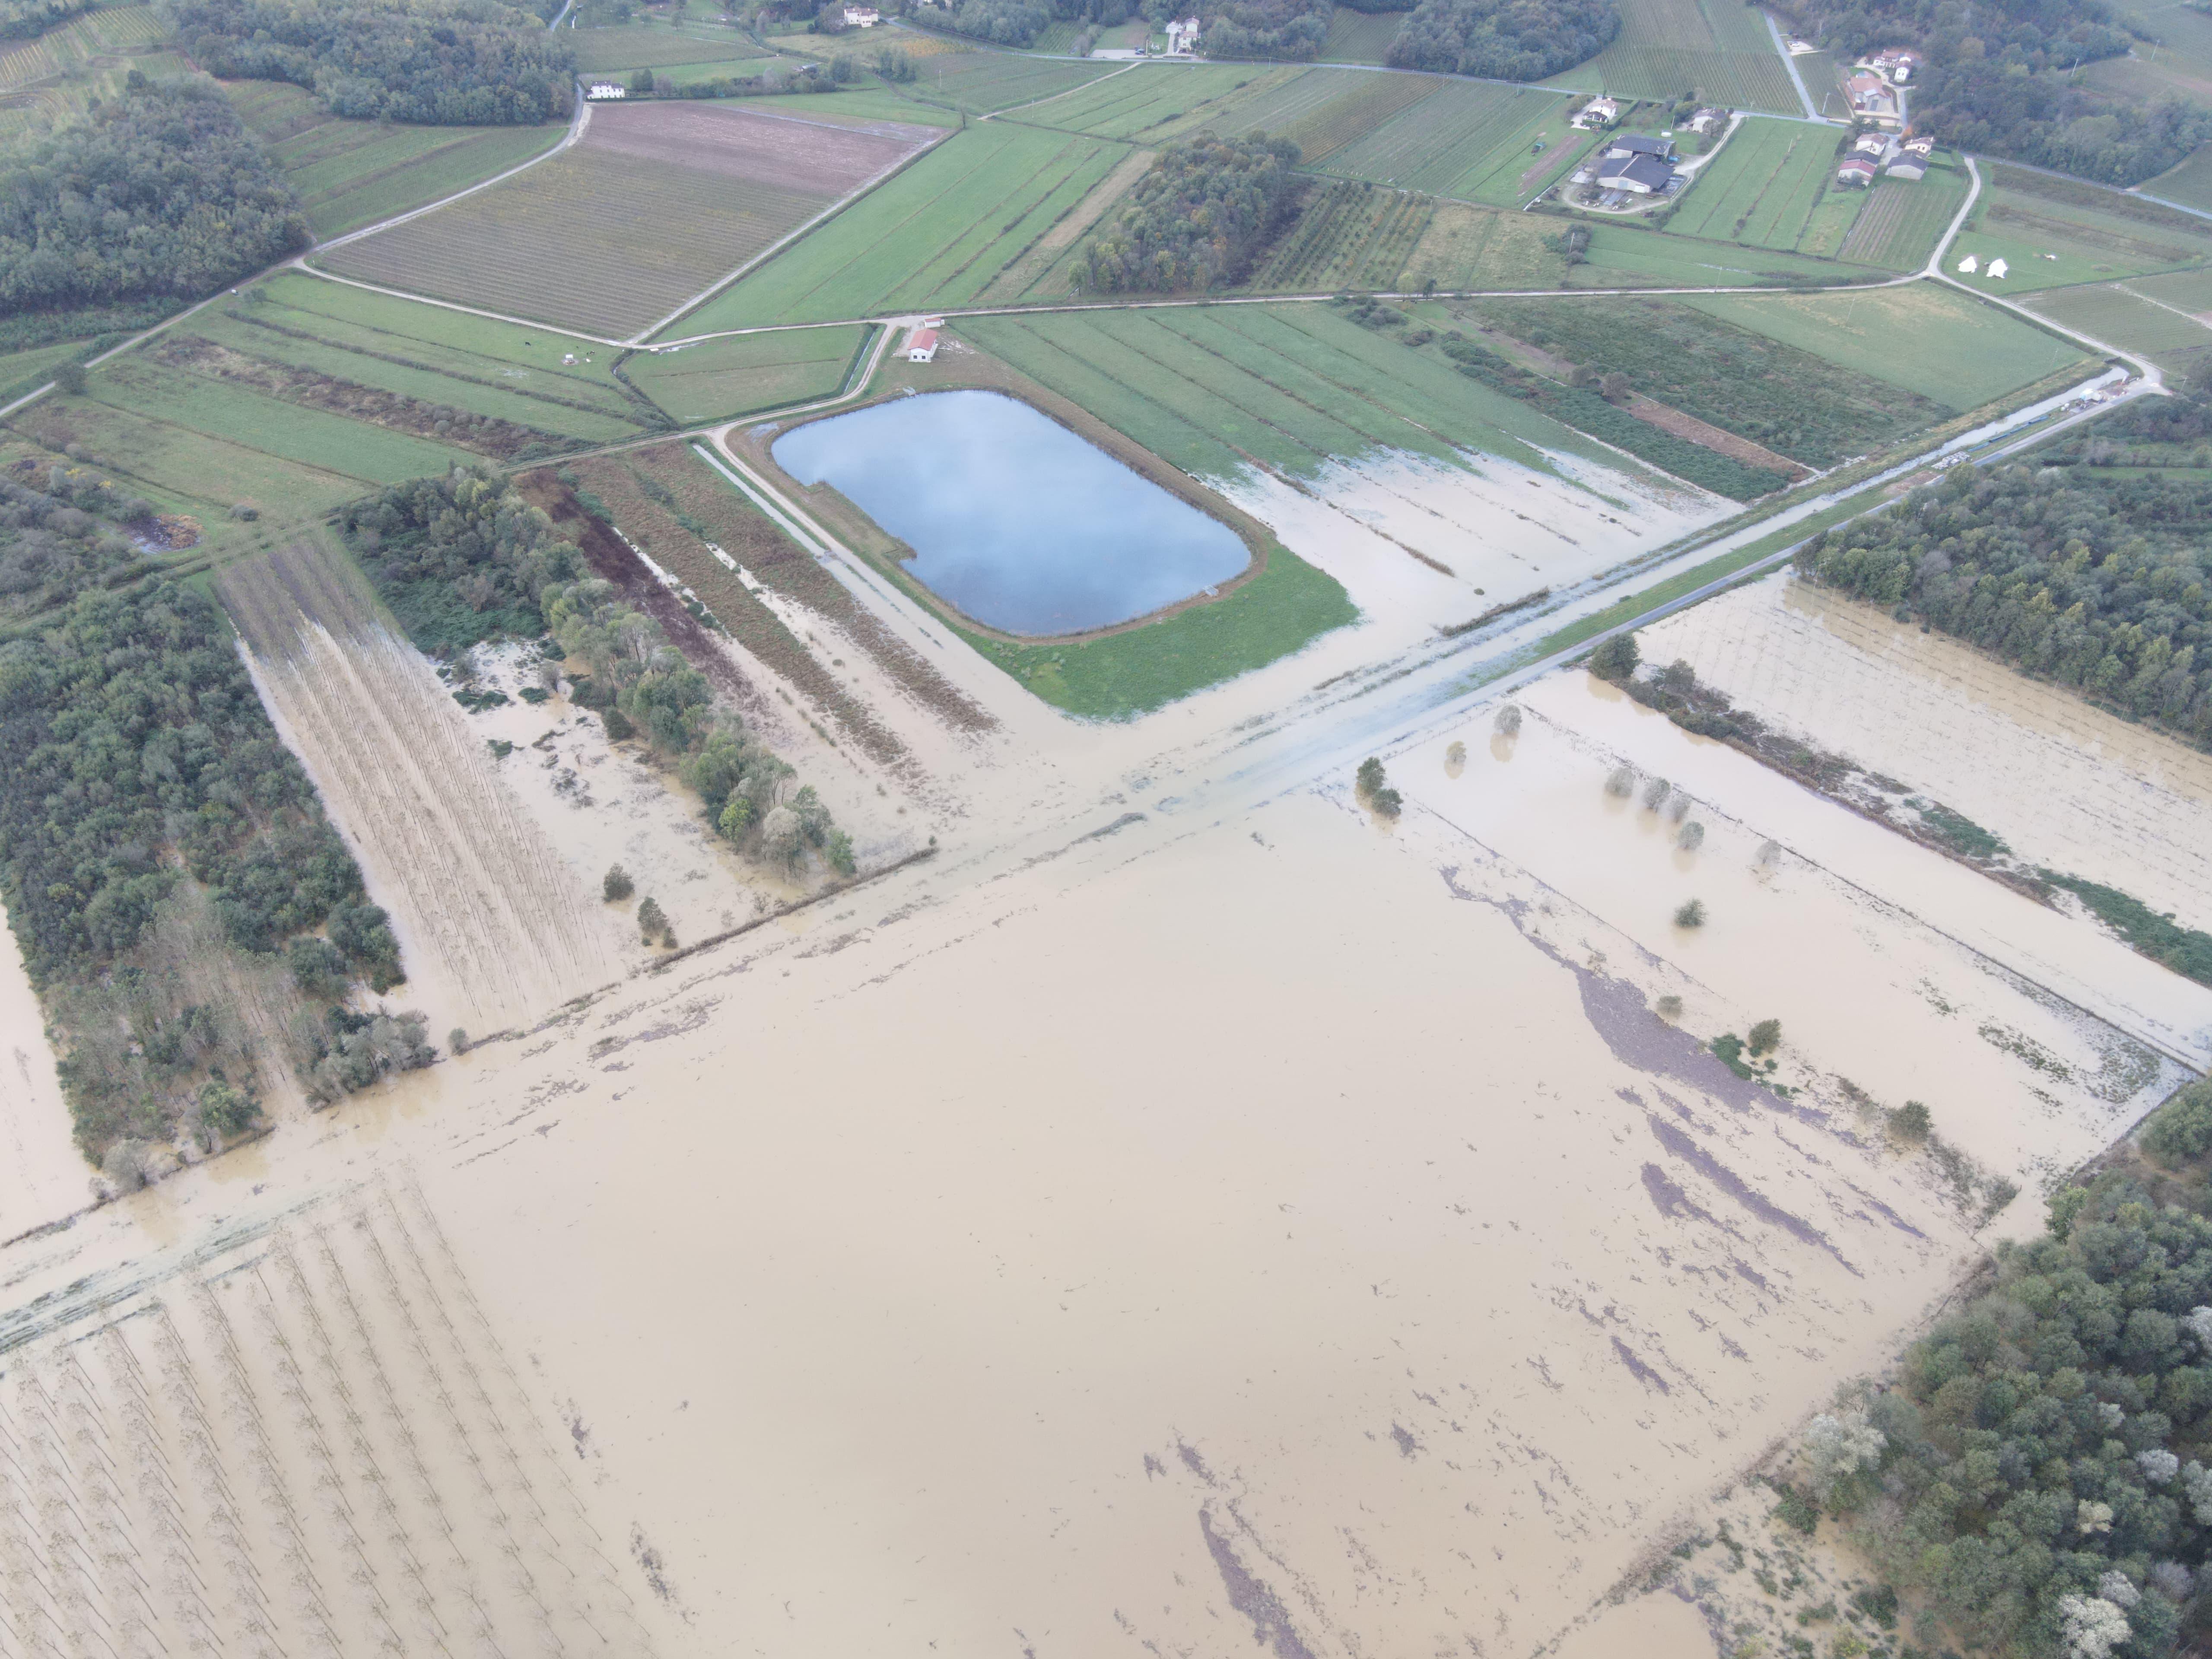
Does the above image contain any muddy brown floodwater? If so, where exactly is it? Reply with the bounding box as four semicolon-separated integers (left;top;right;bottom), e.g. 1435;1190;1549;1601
4;642;2199;1656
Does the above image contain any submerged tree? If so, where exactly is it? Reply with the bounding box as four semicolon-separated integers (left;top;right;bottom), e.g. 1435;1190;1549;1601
1673;899;1706;928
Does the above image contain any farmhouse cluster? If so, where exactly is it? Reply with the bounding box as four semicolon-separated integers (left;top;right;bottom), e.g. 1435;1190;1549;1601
1838;130;1934;186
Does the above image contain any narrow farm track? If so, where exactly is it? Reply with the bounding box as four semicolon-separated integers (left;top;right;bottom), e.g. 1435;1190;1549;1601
219;543;618;1032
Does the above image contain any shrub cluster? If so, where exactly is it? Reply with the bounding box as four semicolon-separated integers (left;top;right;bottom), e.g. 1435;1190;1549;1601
0;460;159;620
172;0;575;124
0;0;90;38
0;78;309;313
1199;0;1332;61
1084;134;1302;294
1795;465;2212;750
1387;0;1618;80
935;0;1050;44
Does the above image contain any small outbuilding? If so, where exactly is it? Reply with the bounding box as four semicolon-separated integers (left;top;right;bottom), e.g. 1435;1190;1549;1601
1837;155;1878;186
905;327;940;363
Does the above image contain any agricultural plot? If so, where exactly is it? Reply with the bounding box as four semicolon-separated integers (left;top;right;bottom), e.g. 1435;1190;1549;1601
1685;283;2094;410
1195;64;1440;165
741;86;963;125
1948;168;2212;293
2019;282;2212;382
1542;0;1799;113
1399;200;1572;288
664;122;1130;330
974;145;1156;301
634;55;785;85
1014;61;1295;141
1836;162;1968;269
570;21;763;69
2148;141;2212;212
1317;81;1579;204
624;323;874;421
0;1;162;92
86;359;475;482
1318;5;1407;63
1245;181;1433;291
1663;118;1855;254
318;101;940;338
2085;0;2212;109
241;83;566;240
1570;223;1867;286
906;51;1119;113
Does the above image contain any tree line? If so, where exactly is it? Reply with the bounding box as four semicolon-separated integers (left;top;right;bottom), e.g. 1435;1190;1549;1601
1803;1078;2212;1658
1388;0;1619;81
0;578;406;1161
0;76;309;315
171;0;575;124
342;467;853;876
1780;0;2212;186
1084;134;1303;293
0;0;91;38
1796;463;2212;751
1197;0;1332;62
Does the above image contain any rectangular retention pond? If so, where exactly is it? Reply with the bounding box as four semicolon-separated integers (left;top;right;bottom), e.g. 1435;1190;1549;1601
771;388;1251;636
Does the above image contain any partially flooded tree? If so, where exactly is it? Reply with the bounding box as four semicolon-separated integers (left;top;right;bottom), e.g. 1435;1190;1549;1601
1605;765;1635;798
1445;740;1466;768
1747;1018;1781;1056
636;897;669;944
1890;1100;1932;1141
1673;898;1706;928
603;864;634;902
1493;704;1522;737
1676;820;1705;852
1802;1410;1885;1500
1357;757;1403;820
1656;994;1683;1019
1588;632;1639;682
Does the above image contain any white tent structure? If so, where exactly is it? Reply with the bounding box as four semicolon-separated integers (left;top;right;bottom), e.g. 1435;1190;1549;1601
1956;254;1978;273
1986;257;2009;279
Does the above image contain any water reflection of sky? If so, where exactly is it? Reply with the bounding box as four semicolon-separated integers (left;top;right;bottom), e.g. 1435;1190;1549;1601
772;389;1250;636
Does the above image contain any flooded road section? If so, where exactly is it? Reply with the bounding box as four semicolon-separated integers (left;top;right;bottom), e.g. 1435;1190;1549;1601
2;677;2193;1657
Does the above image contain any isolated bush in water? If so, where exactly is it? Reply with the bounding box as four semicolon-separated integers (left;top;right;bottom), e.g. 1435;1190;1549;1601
1641;775;1670;810
602;864;634;902
1675;820;1705;852
1889;1100;1931;1141
1673;898;1706;928
1747;1018;1781;1056
1357;756;1403;819
636;896;669;944
1493;703;1521;736
2144;1079;2212;1169
1605;765;1634;798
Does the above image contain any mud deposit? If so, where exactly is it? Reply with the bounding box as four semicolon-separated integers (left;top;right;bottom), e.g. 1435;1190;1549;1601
0;702;2193;1656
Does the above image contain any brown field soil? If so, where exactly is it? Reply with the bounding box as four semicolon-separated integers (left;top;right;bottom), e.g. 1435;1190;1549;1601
153;333;570;461
219;540;620;1033
1625;392;1809;479
584;98;936;190
623;442;993;732
316;102;937;337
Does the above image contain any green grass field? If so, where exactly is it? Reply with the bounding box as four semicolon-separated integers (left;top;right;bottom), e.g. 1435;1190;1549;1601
1685;282;2094;410
904;51;1120;112
1570;223;1871;286
639;56;787;85
1197;65;1440;165
734;87;964;126
1664;118;1854;254
960;302;1672;487
1541;0;1799;114
228;78;567;241
1316;80;1577;203
1318;6;1408;64
570;23;766;70
1836;162;1968;269
86;359;471;481
623;324;874;421
663;123;1131;330
2021;282;2212;381
1947;169;2212;294
2084;0;2212;111
1246;181;1433;290
1401;201;1572;288
1013;61;1297;141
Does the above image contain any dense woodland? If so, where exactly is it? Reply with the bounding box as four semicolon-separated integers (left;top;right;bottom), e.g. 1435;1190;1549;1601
1783;0;2212;184
168;0;575;123
1810;1084;2212;1658
0;78;309;315
1198;0;1331;62
1796;465;2212;749
1388;0;1618;81
0;578;406;1160
1084;135;1302;292
936;0;1051;45
342;469;852;876
0;0;91;38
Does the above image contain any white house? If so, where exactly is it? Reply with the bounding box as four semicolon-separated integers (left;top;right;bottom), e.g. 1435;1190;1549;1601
1957;253;1979;273
1986;257;2009;280
585;82;627;99
1164;16;1199;52
843;6;880;23
906;327;940;363
1571;95;1619;129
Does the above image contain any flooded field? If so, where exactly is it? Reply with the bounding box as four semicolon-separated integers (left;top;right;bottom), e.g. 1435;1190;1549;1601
0;919;83;1239
1638;572;2212;933
3;641;2200;1656
773;389;1250;635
